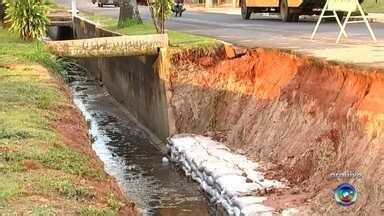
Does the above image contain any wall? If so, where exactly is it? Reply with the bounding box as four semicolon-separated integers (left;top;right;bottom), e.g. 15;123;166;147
70;16;170;143
47;26;74;40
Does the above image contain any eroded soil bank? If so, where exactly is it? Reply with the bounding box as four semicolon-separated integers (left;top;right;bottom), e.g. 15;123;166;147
169;47;384;215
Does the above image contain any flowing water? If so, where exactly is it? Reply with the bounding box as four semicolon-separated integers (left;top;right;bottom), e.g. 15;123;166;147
68;68;212;215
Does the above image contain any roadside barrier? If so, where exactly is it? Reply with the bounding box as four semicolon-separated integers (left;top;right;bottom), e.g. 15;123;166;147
311;0;377;43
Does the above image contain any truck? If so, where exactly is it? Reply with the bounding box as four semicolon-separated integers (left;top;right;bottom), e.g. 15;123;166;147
240;0;327;22
92;0;120;7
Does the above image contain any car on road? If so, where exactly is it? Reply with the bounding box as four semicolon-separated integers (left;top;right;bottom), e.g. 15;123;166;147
240;0;327;22
92;0;119;7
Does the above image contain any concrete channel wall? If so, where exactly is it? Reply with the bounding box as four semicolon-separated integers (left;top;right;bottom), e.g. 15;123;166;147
70;16;170;143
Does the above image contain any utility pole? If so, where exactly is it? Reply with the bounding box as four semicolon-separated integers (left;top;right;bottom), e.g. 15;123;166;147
232;0;237;8
71;0;77;17
205;0;212;8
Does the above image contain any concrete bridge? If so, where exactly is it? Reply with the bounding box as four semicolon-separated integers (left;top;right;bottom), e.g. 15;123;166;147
48;13;73;27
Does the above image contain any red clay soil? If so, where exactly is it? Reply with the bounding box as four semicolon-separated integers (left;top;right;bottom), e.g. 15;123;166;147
169;47;384;215
54;82;138;216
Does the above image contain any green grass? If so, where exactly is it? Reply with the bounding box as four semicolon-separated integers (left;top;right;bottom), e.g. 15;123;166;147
36;177;96;201
0;27;120;214
0;29;68;79
0;175;22;202
87;15;219;51
363;0;384;13
30;205;56;216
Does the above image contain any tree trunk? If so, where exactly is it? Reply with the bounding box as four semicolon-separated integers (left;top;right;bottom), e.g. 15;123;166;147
44;34;168;58
118;0;142;27
0;0;5;23
147;0;160;33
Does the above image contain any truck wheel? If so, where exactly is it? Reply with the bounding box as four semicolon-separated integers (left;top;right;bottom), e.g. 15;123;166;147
280;0;290;22
241;1;251;20
290;13;300;22
336;11;345;21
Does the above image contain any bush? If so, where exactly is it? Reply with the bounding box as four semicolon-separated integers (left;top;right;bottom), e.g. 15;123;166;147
5;0;49;40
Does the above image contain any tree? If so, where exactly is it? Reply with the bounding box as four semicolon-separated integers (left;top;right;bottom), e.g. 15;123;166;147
5;0;49;40
148;0;172;33
118;0;142;27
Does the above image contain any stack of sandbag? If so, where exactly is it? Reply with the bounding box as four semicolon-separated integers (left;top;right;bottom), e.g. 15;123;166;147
167;134;289;216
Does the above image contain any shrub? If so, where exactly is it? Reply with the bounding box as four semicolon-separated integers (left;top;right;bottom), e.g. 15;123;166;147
5;0;49;40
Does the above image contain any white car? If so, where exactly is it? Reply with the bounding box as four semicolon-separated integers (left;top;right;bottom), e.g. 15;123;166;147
92;0;119;7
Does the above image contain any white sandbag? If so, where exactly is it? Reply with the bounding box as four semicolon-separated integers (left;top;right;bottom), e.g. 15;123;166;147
224;183;264;199
194;156;221;171
246;170;265;182
221;198;235;215
204;174;215;186
233;206;241;216
282;208;300;216
232;196;266;210
201;161;242;179
241;204;274;216
215;175;247;192
258;179;285;189
168;134;293;216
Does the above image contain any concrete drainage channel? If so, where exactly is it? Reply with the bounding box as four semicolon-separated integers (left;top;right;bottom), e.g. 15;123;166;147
67;65;213;215
49;17;299;215
67;62;290;215
49;15;384;215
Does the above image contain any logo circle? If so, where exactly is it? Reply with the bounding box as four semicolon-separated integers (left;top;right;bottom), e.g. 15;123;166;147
334;183;357;206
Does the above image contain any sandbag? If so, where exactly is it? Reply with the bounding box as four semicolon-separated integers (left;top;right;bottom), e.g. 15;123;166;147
168;134;289;216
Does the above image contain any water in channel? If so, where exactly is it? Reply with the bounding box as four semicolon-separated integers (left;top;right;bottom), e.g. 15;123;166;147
68;67;212;215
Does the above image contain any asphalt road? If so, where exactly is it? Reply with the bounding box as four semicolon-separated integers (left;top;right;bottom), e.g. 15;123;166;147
56;0;384;67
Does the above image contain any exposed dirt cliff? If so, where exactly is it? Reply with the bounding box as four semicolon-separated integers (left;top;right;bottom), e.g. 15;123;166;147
169;47;384;215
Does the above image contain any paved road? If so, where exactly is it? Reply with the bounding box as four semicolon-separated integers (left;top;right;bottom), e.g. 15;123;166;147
57;0;384;67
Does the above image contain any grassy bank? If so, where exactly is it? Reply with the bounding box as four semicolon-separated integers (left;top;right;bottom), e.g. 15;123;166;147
363;0;384;13
0;28;130;215
85;15;219;51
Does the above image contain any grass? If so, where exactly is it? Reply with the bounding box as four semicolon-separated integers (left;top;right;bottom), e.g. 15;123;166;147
86;15;219;51
0;29;68;79
0;27;122;214
363;0;384;13
36;176;96;201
